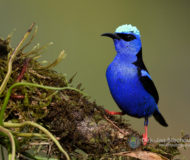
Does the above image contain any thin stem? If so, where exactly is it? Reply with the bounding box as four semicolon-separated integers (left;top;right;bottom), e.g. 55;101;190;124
0;145;5;160
0;126;15;160
21;151;59;160
13;132;47;138
39;50;66;69
22;42;53;58
20;25;38;52
4;121;70;160
44;91;58;101
0;82;86;125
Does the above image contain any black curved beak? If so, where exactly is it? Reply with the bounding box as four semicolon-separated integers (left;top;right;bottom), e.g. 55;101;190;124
101;33;121;40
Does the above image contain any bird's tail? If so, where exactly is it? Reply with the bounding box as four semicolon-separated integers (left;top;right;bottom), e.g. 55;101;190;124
153;109;168;127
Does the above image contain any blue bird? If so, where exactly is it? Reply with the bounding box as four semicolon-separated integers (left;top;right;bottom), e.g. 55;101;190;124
102;24;168;145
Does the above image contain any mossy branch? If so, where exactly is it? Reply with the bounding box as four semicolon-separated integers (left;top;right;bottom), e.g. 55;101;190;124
0;81;86;125
0;81;86;159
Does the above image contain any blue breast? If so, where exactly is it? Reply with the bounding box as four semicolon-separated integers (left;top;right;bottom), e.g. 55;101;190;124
106;59;157;118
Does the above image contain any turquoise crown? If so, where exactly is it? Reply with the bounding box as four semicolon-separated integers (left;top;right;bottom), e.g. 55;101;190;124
115;24;140;36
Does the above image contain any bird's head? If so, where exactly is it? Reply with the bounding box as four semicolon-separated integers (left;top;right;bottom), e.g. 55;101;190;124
102;24;142;55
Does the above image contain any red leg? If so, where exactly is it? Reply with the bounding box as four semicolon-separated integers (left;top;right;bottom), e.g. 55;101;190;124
142;125;148;145
105;109;123;115
142;117;149;145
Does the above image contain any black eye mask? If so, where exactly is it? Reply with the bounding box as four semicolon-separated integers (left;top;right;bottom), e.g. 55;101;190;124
117;33;136;42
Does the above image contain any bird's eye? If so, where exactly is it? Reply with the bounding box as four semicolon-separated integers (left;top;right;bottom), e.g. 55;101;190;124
117;33;136;42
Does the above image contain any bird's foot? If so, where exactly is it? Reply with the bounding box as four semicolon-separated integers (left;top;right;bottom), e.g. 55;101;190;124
142;133;148;145
105;109;123;115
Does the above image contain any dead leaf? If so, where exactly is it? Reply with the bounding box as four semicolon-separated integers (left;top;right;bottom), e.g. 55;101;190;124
114;151;169;160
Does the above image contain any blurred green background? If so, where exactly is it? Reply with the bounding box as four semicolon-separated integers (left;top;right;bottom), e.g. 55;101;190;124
0;0;190;158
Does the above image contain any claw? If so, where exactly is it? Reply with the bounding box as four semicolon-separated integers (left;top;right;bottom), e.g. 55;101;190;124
143;133;148;145
105;109;123;115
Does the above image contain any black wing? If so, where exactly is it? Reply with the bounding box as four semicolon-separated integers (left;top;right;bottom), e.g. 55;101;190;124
133;48;159;104
140;75;159;104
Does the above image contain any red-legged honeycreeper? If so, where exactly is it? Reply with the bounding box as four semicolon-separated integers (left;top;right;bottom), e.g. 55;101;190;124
102;24;168;145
